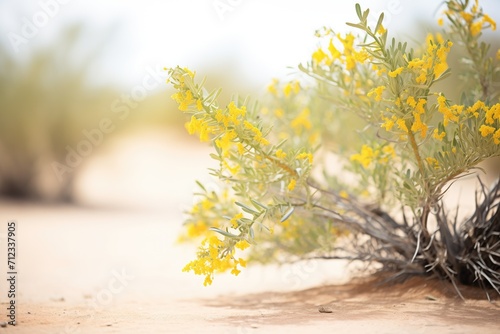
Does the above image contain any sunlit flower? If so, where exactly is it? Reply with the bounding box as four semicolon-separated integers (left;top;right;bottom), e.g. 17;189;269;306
479;124;495;137
296;152;314;164
367;86;386;102
388;67;404;77
291;108;312;133
276;149;287;159
432;129;446;141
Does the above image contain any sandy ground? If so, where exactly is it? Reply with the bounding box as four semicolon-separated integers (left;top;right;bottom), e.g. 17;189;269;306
0;130;498;333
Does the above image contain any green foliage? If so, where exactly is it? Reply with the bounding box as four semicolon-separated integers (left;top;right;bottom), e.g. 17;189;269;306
170;0;500;294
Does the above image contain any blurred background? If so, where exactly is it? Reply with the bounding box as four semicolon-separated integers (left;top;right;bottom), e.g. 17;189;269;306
0;0;499;310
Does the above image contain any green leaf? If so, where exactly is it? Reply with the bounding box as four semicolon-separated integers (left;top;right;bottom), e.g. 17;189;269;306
235;201;260;215
209;227;238;238
355;3;362;18
346;22;364;30
209;153;221;161
280;206;295;222
375;12;384;33
195;180;206;192
250;198;269;210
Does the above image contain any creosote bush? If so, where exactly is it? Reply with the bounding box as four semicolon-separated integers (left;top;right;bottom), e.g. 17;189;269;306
167;0;500;298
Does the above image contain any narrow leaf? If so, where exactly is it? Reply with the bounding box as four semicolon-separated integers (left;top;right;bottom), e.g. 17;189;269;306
281;206;295;222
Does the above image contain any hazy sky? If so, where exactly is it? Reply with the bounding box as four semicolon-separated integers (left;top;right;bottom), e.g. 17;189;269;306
1;0;499;89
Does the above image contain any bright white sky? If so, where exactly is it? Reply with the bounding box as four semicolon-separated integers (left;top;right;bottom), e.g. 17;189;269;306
1;0;499;90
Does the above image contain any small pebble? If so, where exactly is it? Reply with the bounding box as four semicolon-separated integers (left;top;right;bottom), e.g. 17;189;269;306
318;306;333;313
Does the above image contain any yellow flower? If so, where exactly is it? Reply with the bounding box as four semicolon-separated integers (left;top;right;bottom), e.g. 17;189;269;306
437;95;460;126
291;108;312;133
283;80;300;97
415;70;427;84
328;38;341;59
408;58;424;69
283;83;293;97
297;152;313;164
461;12;473;23
215;130;237;156
471;21;483;36
484;103;500;125
185;115;200;135
426;157;440;169
377;24;386;35
230;213;243;228
196;99;203;111
350;145;375;168
493;129;500;145
267;78;279;95
235;240;250;250
472;0;479;14
415;99;427;114
433;128;446;141
381;115;397;131
276;149;287;159
388;67;404;77
479;124;495;137
411;113;428;138
435;33;445;44
312;48;328;64
238;258;247;267
172;90;195;111
407;96;417;108
227;102;246;124
244;120;269;145
434;42;452;77
433;62;448;78
237;143;245;155
483;14;496;30
466;100;485;118
367;86;386;102
203;276;213;286
183;67;195;78
255;136;270;146
186;221;209;238
396;118;409;133
372;64;386;76
287;179;297;191
186;116;212;142
438;18;444;26
182;235;230;286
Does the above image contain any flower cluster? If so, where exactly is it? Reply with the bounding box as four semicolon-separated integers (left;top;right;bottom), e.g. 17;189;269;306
182;235;248;286
169;0;500;286
350;144;396;169
441;0;496;36
168;67;319;284
312;31;369;70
